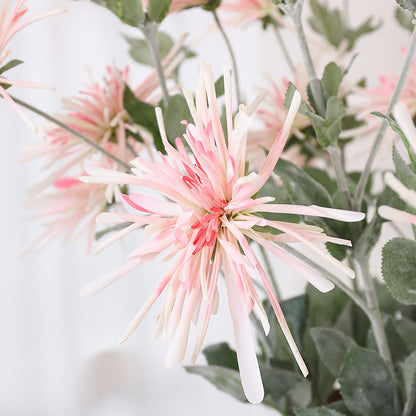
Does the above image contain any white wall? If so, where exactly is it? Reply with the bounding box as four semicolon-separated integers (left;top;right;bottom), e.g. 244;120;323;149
0;0;409;415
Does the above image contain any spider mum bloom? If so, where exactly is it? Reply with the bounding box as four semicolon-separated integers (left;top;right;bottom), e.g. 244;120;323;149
0;0;65;129
81;64;365;403
248;74;310;168
219;0;286;27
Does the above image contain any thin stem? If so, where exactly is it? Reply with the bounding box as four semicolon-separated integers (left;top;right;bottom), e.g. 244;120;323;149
355;19;416;209
259;244;282;299
278;243;372;318
290;1;326;117
140;19;169;106
212;9;242;104
11;95;131;171
328;144;351;210
357;256;395;379
273;24;296;73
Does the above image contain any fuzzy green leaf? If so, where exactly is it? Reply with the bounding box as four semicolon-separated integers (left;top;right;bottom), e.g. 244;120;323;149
124;32;173;67
284;82;314;115
382;238;416;305
123;85;163;152
396;0;416;11
295;408;347;416
185;365;246;402
401;352;416;416
322;62;343;98
0;59;23;76
395;7;415;31
202;343;238;370
393;146;416;192
310;328;356;377
338;346;396;416
90;0;145;25
148;0;172;22
161;94;192;141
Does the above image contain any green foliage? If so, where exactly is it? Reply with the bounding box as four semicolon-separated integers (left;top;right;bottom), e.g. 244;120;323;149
161;94;192;141
295;408;347;416
309;0;380;51
395;7;415;31
322;62;343;99
393;146;416;191
401;352;416;416
148;0;172;22
372;111;416;169
0;59;23;76
185;365;247;402
90;0;145;25
396;0;416;11
202;0;221;11
123;84;164;152
310;328;355;377
382;238;416;305
338;346;396;416
203;343;238;370
124;32;173;67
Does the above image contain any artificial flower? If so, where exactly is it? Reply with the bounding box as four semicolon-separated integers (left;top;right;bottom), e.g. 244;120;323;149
80;64;365;403
219;0;285;27
0;0;65;130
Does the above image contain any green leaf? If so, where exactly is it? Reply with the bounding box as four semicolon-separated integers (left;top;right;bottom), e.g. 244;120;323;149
382;238;416;305
214;75;225;97
124;32;173;67
202;343;238;370
162;94;192;141
261;367;305;407
393;146;416;192
367;315;409;367
148;0;172;22
295;407;347;416
401;352;416;416
0;59;23;76
284;82;314;115
275;158;333;208
185;365;246;402
90;0;145;25
372;112;416;169
396;0;416;11
123;84;163;152
338;346;396;416
396;7;415;31
322;62;343;99
310;328;356;377
314;96;346;148
396;317;416;350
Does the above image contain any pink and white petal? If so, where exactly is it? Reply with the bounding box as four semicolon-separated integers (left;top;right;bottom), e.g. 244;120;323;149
223;256;264;404
378;205;416;225
80;258;141;298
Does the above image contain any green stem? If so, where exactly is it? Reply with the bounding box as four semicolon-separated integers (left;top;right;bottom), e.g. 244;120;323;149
140;18;169;106
357;256;395;378
259;244;282;299
278;243;372;318
289;0;326;117
273;24;296;73
328;144;351;210
212;9;242;104
11;95;131;171
355;19;416;209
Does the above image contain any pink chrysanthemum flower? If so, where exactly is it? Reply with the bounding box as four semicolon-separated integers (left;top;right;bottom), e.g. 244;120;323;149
141;0;208;14
20;65;159;198
219;0;286;27
80;64;364;403
21;175;111;255
0;0;65;129
248;74;310;168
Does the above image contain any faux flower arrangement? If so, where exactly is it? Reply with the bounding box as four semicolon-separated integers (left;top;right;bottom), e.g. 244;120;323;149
2;0;416;415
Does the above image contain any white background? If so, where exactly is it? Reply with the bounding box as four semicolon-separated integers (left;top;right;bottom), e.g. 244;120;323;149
0;0;410;415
